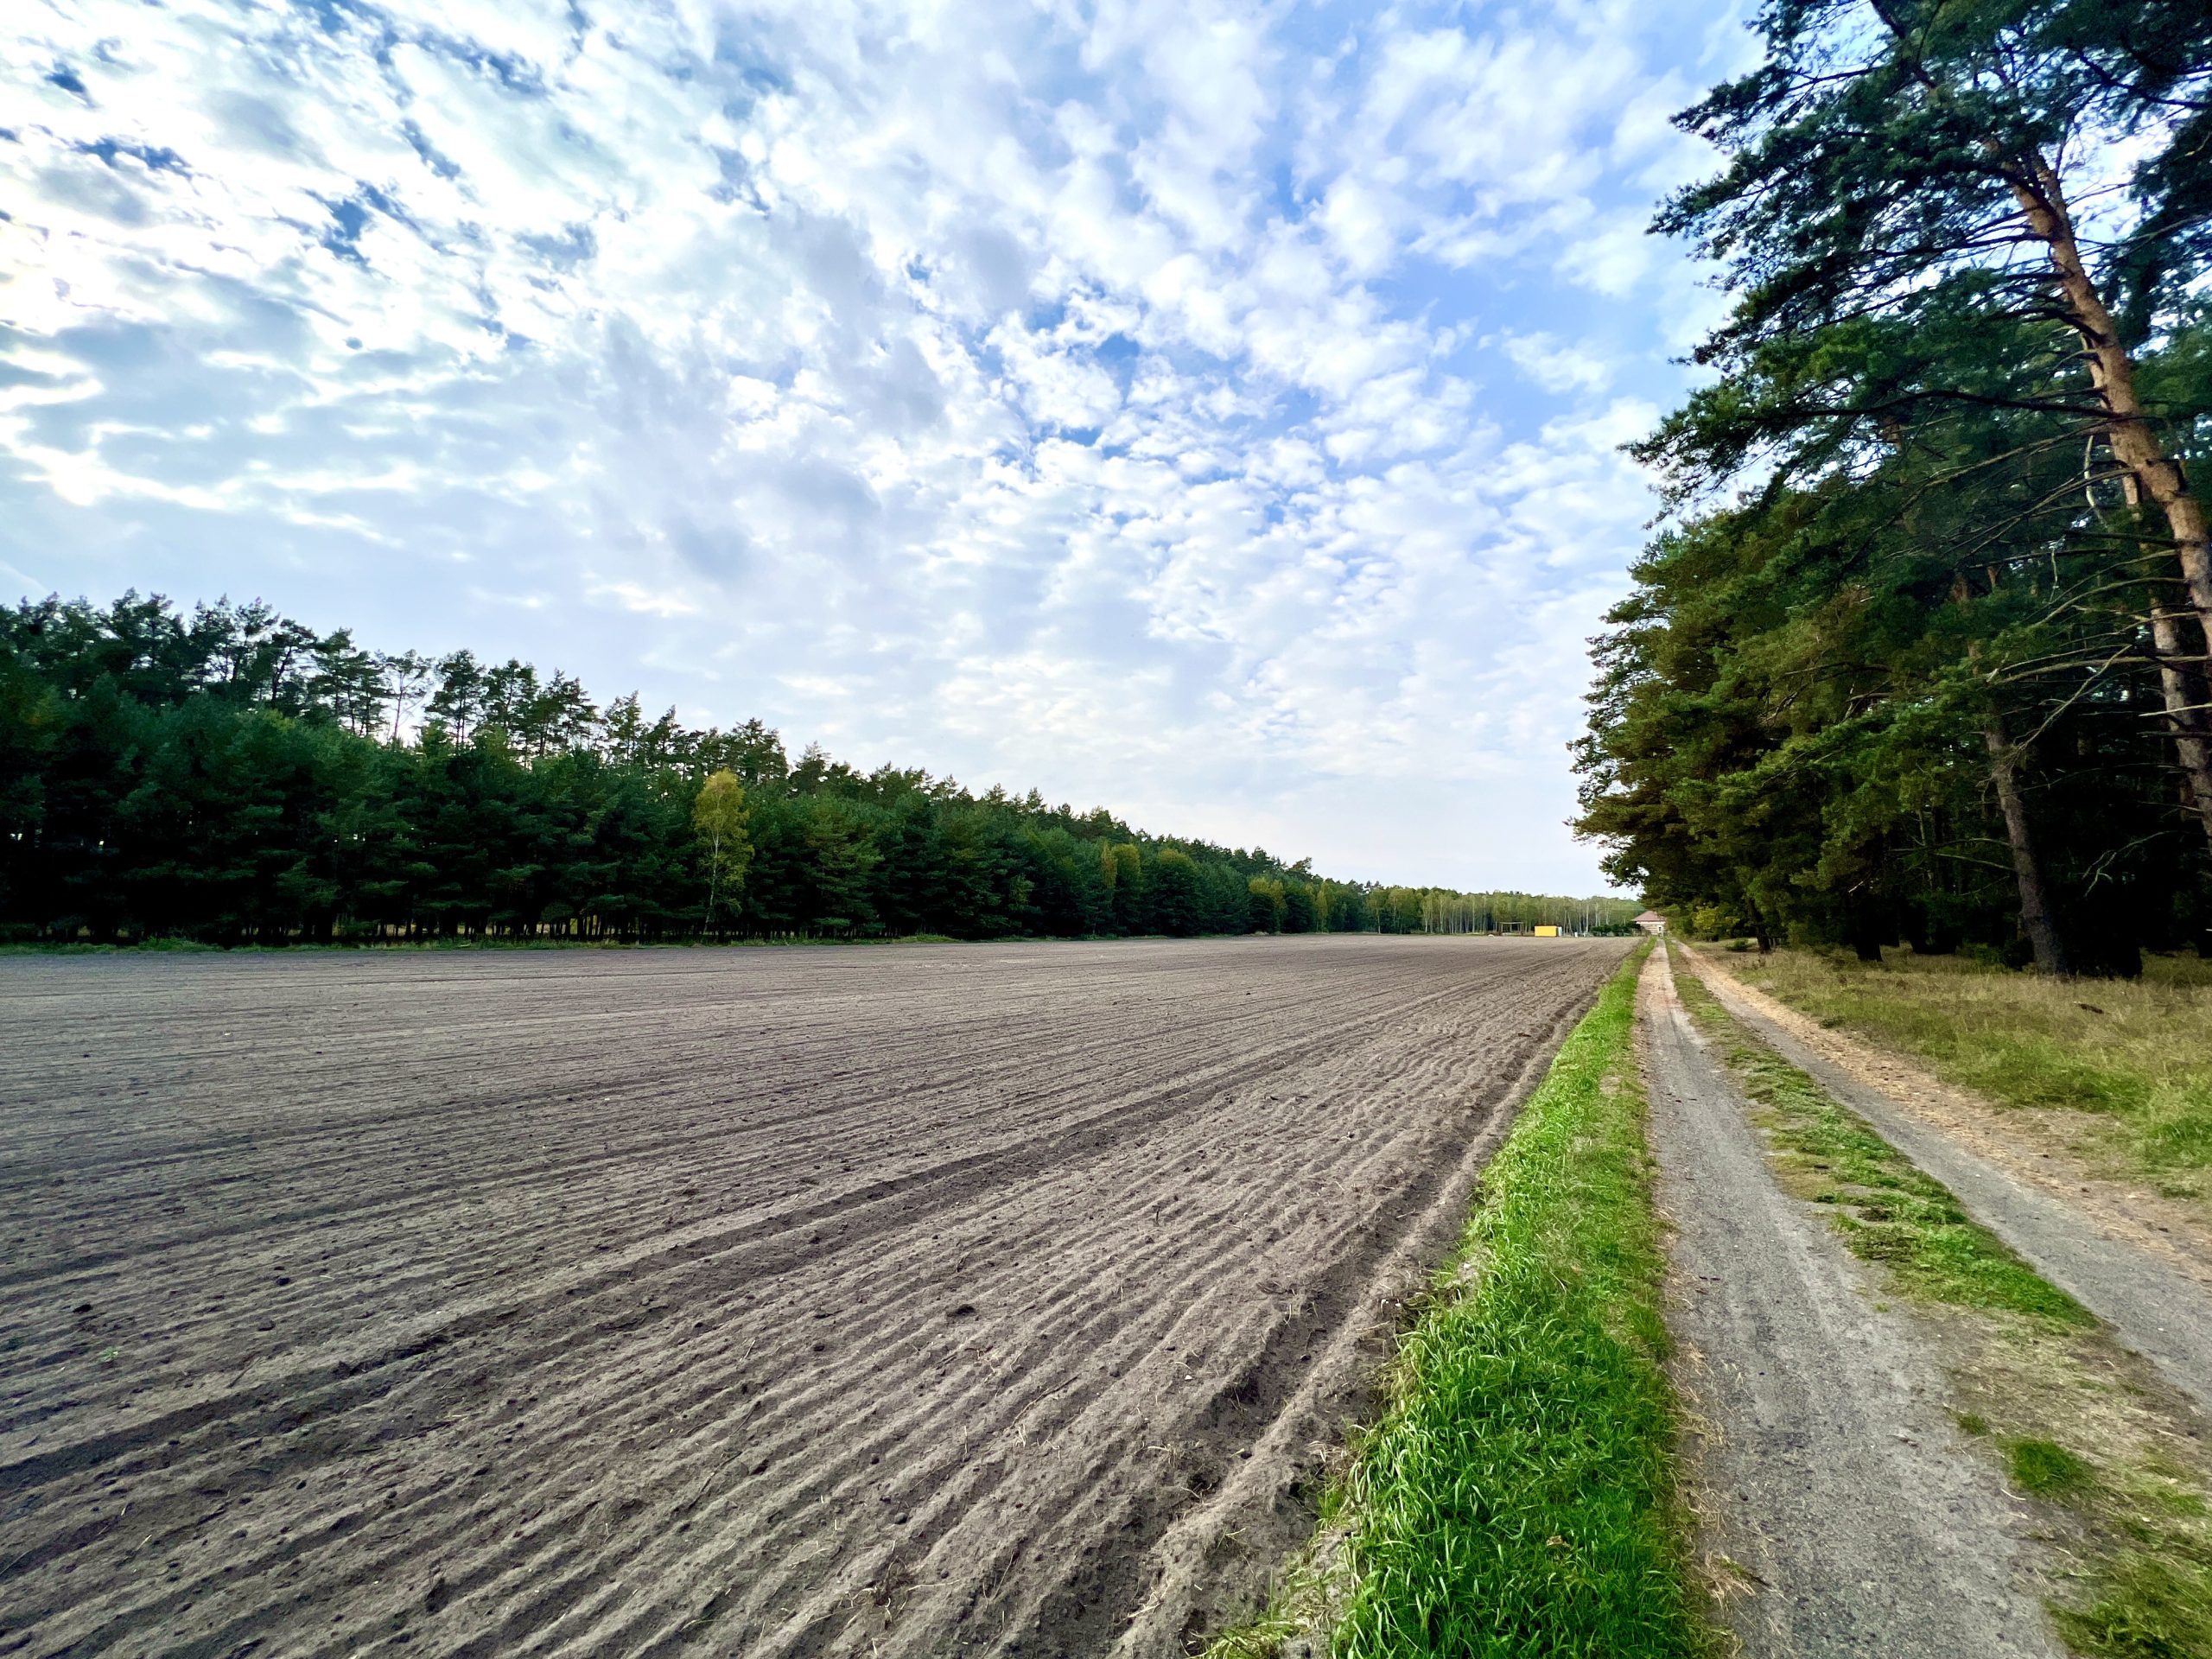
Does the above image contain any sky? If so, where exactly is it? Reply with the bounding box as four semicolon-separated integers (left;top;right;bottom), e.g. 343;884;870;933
1;0;1748;894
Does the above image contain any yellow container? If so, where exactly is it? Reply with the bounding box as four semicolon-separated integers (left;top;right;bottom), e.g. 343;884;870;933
1533;925;1561;938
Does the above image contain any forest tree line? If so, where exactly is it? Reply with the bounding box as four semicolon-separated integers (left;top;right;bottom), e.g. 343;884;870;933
0;594;1641;945
1574;0;2212;976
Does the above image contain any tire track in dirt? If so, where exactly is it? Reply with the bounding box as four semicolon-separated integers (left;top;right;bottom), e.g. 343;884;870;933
1;936;1625;1658
1678;946;2212;1414
1642;948;2062;1657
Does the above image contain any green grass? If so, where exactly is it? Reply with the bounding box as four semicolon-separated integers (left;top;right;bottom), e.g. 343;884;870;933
1717;947;2212;1178
1671;966;2092;1327
1310;944;1706;1658
2011;1438;2095;1497
1674;950;2212;1659
2057;1554;2212;1659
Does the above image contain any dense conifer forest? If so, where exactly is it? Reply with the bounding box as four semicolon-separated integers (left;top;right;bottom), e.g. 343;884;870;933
0;594;1638;945
1574;0;2212;976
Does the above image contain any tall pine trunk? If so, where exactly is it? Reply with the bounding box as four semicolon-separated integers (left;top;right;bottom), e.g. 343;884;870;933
1983;717;2072;977
2008;156;2212;846
2150;603;2212;831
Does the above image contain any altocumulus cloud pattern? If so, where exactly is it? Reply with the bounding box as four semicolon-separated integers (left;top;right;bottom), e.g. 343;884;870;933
0;0;1738;889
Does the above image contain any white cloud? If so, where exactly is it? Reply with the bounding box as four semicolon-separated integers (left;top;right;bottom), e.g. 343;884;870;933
1503;332;1614;394
0;0;1729;892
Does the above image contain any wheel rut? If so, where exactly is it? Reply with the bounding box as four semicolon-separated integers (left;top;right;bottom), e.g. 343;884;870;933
1678;945;2212;1417
1641;947;2063;1658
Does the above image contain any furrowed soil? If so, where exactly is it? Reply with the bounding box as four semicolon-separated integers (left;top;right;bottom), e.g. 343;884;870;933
0;934;1627;1659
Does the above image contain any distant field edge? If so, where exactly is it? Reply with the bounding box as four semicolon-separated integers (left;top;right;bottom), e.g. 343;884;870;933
0;931;1618;956
1208;938;1711;1659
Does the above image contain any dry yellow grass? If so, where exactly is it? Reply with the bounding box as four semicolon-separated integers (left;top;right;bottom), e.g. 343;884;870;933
1718;947;2212;1190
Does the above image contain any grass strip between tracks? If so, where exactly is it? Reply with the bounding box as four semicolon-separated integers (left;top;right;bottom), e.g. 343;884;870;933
1672;956;2212;1658
1670;962;2092;1331
1215;941;1706;1658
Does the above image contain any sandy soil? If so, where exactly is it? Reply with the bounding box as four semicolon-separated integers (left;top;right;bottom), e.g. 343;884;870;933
1681;946;2212;1417
0;934;1626;1659
1640;950;2063;1659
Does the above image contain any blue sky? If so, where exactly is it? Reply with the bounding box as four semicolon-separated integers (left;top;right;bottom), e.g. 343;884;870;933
2;0;1747;893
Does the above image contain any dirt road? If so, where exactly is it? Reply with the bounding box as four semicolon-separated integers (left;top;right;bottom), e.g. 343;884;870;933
1680;947;2212;1418
1640;949;2063;1658
0;934;1625;1658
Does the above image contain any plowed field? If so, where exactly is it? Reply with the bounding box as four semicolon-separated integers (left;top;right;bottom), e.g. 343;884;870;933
0;934;1626;1657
